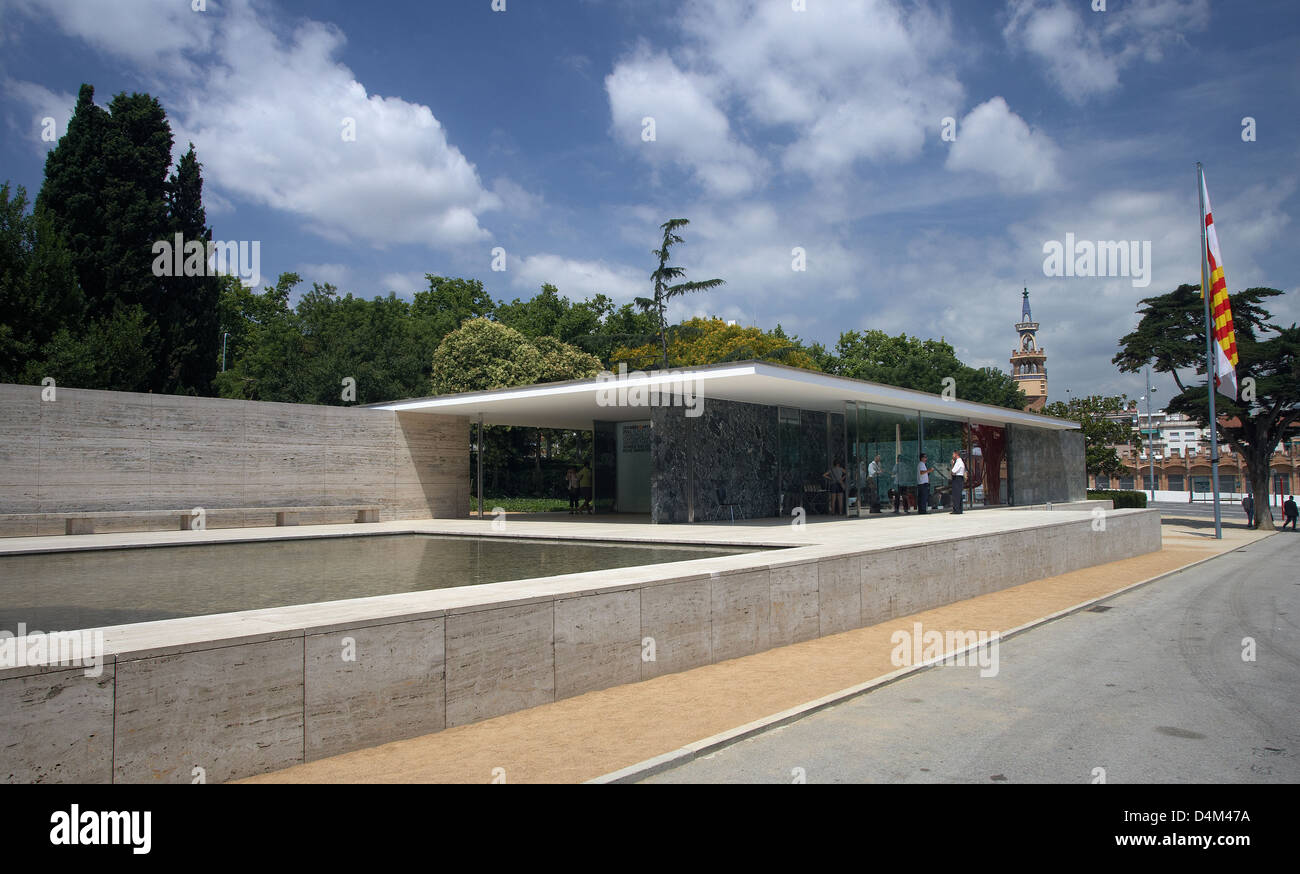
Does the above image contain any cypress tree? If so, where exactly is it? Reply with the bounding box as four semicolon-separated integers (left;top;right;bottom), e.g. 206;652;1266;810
161;145;220;393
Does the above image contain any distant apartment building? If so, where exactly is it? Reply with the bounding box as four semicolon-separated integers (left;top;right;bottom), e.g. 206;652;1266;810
1093;403;1299;502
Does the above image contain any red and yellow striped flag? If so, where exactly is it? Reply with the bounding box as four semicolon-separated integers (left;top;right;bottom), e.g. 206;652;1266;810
1201;172;1238;399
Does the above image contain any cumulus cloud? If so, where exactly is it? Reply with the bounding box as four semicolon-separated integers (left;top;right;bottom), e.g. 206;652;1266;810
297;262;352;288
680;0;964;176
2;78;76;155
9;0;216;79
5;0;513;250
1002;0;1210;103
511;253;647;303
945;97;1061;192
605;46;765;197
378;271;428;297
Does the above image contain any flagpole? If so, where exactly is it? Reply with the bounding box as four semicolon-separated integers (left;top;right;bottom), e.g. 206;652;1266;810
1197;162;1223;540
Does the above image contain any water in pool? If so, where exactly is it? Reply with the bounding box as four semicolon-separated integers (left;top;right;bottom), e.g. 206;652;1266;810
0;535;763;632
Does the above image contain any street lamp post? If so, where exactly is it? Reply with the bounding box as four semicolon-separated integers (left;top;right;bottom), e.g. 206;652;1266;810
221;332;230;373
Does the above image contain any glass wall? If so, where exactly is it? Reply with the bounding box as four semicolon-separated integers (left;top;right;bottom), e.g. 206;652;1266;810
592;420;617;513
846;403;862;515
920;415;965;511
853;404;920;514
969;423;1008;506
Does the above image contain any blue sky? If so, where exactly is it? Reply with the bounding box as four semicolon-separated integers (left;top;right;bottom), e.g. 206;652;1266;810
1;0;1297;401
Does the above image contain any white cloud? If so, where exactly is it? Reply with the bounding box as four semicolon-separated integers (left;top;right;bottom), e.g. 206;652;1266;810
379;271;428;297
605;46;765;197
297;262;352;288
510;253;646;303
1;78;76;155
945;97;1061;192
6;0;504;250
10;0;216;79
1003;0;1210;103
680;0;964;176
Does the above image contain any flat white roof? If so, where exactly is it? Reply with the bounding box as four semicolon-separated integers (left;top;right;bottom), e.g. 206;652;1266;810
368;360;1079;431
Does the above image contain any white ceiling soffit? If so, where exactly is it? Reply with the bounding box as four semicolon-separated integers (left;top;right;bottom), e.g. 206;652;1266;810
368;362;1079;431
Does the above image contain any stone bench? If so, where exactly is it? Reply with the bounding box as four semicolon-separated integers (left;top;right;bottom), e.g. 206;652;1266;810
0;506;385;536
271;506;380;526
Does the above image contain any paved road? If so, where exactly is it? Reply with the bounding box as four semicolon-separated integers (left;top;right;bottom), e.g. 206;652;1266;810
1151;500;1272;525
643;531;1300;783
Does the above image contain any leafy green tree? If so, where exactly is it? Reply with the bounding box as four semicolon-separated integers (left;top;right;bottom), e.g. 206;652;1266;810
611;316;821;370
635;219;724;369
432;318;543;395
829;330;1028;409
573;300;659;367
214;272;307;401
0;183;84;381
1041;395;1136;477
1115;284;1300;530
532;335;602;384
494;284;610;346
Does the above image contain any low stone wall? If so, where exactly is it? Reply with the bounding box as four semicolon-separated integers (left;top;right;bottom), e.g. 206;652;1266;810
0;508;1161;783
0;384;469;535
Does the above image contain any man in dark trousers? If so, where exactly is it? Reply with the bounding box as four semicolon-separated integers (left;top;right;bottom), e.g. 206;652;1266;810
1242;493;1254;529
949;449;966;514
1284;495;1298;531
917;453;934;515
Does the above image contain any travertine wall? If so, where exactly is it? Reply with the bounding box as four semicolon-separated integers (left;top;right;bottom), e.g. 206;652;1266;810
0;384;468;533
0;507;1161;783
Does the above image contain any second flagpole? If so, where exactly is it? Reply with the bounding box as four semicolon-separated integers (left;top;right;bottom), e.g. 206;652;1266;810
1197;162;1223;540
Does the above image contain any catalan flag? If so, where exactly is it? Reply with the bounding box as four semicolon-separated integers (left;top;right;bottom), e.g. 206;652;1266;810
1200;171;1238;399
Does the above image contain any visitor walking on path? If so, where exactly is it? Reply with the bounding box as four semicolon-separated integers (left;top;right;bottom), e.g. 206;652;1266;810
1242;493;1255;529
917;453;934;515
1284;496;1298;531
565;467;580;514
949;450;966;514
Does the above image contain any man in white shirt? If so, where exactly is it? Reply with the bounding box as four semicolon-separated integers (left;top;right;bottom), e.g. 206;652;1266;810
867;453;883;513
917;453;934;514
950;449;966;514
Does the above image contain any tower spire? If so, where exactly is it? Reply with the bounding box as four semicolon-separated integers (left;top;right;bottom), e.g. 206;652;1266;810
1010;288;1047;411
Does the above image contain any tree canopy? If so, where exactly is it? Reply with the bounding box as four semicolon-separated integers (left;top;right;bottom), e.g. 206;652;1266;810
5;83;220;394
1114;284;1299;529
432;318;600;395
828;330;1028;409
1040;395;1136;476
611;316;821;371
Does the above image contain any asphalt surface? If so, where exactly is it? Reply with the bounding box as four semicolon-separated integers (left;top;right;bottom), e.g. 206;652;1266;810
642;530;1300;784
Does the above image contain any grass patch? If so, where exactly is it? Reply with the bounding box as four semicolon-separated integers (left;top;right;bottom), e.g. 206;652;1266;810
467;497;572;513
